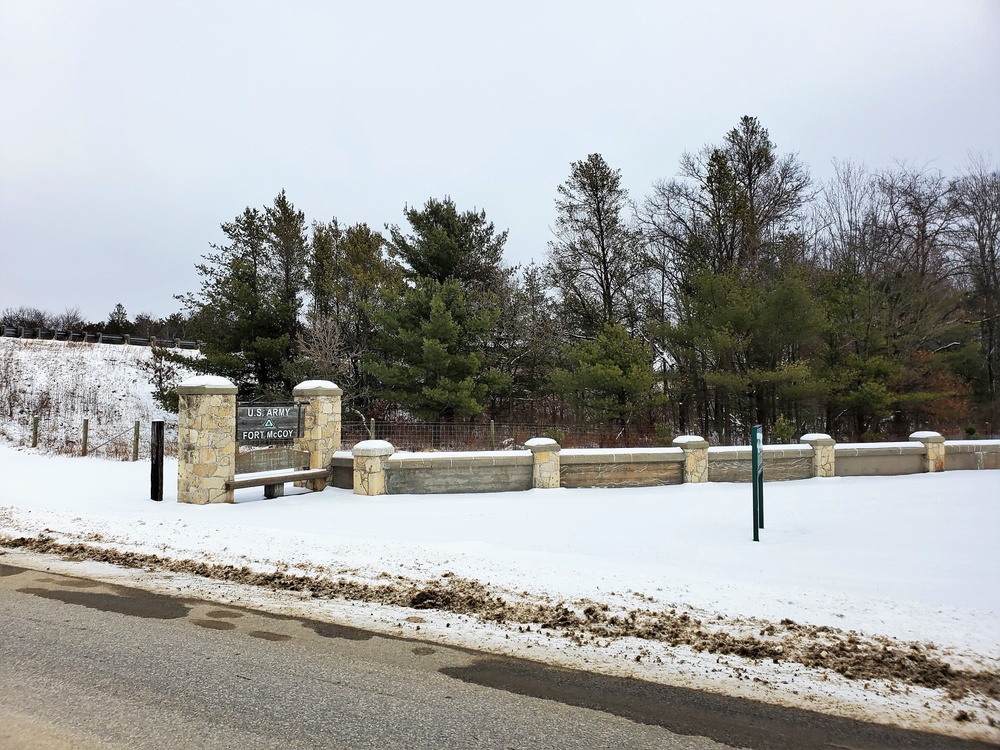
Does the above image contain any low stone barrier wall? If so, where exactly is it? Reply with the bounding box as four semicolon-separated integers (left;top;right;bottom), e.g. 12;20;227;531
385;452;533;494
834;442;926;476
339;434;999;496
560;448;684;488
707;445;813;483
944;440;1000;471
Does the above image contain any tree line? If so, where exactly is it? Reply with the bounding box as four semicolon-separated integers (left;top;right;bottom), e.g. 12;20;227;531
1;303;191;340
9;116;996;442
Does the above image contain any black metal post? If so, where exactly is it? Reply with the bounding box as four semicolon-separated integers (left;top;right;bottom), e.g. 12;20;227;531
151;420;164;501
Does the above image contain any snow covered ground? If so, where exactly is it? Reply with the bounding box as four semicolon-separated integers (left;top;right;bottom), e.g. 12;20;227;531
1;442;998;742
0;337;187;454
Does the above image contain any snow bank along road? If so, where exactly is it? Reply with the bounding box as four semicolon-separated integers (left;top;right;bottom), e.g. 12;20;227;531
0;443;997;743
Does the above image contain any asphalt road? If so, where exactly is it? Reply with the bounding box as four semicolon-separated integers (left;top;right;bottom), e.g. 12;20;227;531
0;560;990;750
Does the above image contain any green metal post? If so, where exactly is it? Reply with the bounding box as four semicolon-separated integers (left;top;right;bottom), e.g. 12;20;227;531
82;418;89;457
31;416;39;448
751;425;762;541
132;419;140;461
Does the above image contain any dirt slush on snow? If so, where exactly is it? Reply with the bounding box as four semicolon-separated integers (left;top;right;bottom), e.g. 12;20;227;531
1;337;999;743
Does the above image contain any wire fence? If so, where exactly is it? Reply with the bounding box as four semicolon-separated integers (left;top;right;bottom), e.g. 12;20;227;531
14;416;180;460
341;420;674;451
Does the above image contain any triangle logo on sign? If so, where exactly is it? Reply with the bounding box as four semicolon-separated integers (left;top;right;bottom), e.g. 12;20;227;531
263;418;275;428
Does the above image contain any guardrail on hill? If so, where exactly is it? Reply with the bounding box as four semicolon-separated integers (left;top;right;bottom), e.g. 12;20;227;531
1;326;200;349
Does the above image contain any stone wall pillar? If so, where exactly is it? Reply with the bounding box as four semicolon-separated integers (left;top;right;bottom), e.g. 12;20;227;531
176;376;238;505
293;380;343;491
525;438;561;488
910;431;946;472
674;435;709;483
801;433;836;477
352;440;394;496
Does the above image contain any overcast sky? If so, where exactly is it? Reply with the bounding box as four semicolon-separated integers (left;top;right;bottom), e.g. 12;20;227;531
1;0;998;323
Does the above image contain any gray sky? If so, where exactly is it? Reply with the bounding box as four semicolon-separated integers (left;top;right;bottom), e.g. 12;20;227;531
1;0;998;323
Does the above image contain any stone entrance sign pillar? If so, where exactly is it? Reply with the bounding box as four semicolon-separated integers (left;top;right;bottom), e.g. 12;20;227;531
674;435;709;483
293;380;343;491
176;376;238;504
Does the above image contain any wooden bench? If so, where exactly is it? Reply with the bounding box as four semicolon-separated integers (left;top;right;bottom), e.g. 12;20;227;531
226;468;331;498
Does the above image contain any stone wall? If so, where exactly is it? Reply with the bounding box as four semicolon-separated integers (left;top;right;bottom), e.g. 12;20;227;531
944;440;1000;471
385;453;532;494
560;449;683;488
339;434;999;495
707;446;813;483
834;443;925;476
176;392;1000;500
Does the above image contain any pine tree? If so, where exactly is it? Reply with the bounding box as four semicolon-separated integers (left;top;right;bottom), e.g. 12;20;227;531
547;154;643;337
178;192;309;397
366;278;506;422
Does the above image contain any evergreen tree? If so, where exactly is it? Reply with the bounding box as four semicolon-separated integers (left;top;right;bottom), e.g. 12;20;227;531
547;154;643;337
367;198;512;421
387;196;510;294
549;323;661;434
637;117;815;440
178;192;308;397
366;278;506;422
105;303;132;335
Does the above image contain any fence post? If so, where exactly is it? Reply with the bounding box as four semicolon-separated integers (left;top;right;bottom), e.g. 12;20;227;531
490;420;496;449
751;424;763;540
132;419;140;461
151;420;164;501
82;418;89;456
31;416;39;448
369;418;375;439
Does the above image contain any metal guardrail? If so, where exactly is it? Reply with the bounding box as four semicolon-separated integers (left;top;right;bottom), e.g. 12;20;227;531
1;326;200;349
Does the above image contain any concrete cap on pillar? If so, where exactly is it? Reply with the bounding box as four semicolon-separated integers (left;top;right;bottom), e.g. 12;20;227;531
909;431;944;442
525;437;560;452
176;375;237;395
293;380;343;396
800;433;835;445
352;439;395;457
673;435;708;448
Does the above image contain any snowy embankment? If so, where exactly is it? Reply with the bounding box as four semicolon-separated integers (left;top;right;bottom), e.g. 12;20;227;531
0;442;998;742
0;337;188;454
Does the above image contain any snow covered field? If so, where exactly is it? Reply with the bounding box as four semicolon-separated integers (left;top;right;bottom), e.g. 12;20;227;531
1;442;998;742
